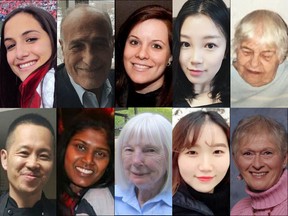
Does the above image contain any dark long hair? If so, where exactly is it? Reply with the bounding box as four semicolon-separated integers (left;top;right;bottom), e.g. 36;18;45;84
57;109;114;200
0;6;57;107
172;110;230;194
115;5;173;107
173;0;230;106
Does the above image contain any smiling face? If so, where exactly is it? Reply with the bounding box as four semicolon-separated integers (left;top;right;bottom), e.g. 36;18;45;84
60;8;113;90
64;128;110;193
234;133;287;192
178;121;229;193
234;38;280;87
123;19;171;93
0;124;54;198
4;13;52;81
122;136;167;191
179;14;226;92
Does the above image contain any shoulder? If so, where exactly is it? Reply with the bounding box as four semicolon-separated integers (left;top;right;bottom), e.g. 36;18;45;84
173;190;214;216
42;195;56;215
231;197;252;216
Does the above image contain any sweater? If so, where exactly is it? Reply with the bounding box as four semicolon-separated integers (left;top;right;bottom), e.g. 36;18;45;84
231;169;288;216
231;61;288;107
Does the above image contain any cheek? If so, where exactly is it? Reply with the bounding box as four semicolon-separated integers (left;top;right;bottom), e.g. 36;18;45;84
6;52;14;67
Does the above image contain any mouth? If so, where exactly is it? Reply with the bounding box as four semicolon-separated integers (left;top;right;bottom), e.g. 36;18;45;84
76;166;94;175
18;60;37;69
197;176;214;182
250;172;268;178
188;69;205;76
131;171;147;177
132;63;152;71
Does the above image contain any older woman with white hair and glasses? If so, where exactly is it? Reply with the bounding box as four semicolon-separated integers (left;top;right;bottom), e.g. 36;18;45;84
231;115;287;215
115;113;172;215
231;9;288;107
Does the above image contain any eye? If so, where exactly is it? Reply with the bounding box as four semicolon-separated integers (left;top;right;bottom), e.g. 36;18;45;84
123;147;133;152
144;148;156;153
76;144;86;152
5;43;15;51
18;151;29;157
186;150;197;155
129;39;139;46
205;43;217;50
152;44;162;49
94;151;109;159
26;38;38;43
39;154;51;161
241;49;252;56
180;41;190;48
214;150;224;155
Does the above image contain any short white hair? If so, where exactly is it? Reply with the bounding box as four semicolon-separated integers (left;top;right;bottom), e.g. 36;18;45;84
233;10;288;62
115;113;172;193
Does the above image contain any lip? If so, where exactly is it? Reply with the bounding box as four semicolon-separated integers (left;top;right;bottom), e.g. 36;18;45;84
131;171;147;176
132;62;152;71
188;69;205;76
197;176;214;182
75;166;94;176
249;171;268;178
22;173;39;181
17;60;37;70
246;69;262;74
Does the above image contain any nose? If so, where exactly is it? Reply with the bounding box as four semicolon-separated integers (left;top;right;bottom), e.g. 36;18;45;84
15;43;29;59
82;46;96;66
82;153;95;165
189;47;203;65
249;53;260;68
252;154;264;170
136;44;149;60
132;150;144;167
26;155;40;170
198;154;213;172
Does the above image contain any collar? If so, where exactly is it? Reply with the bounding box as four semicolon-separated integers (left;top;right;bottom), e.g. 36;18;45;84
116;185;172;208
246;169;287;210
68;74;112;107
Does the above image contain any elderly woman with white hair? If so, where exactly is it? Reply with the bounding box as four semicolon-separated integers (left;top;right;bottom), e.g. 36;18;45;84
115;113;172;215
231;10;288;107
231;115;287;215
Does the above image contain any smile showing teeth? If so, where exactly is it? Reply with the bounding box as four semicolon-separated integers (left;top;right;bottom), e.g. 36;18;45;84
19;61;36;69
251;172;267;177
133;63;151;70
76;167;93;175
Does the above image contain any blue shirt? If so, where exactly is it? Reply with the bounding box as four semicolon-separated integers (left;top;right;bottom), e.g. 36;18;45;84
115;185;172;215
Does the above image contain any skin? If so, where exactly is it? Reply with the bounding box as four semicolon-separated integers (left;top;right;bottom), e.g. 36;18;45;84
0;124;54;207
234;37;281;87
234;133;287;192
124;19;172;94
4;13;52;81
179;15;226;95
60;7;113;98
64;128;110;194
122;136;167;205
178;121;229;193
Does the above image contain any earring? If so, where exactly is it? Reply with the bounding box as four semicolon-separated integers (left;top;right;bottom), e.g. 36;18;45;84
237;174;243;180
167;61;171;67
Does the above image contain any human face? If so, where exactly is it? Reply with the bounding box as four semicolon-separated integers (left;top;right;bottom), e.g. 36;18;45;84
64;128;110;192
122;136;167;191
60;9;113;90
235;38;280;87
178;121;229;193
0;124;54;198
124;19;171;93
234;133;287;192
179;15;226;92
4;13;52;81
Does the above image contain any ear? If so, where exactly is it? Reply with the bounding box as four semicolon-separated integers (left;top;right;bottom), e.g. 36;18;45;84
59;39;64;52
169;55;173;63
1;149;8;171
283;152;288;169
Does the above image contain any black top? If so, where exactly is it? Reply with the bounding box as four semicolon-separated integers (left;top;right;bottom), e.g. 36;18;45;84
127;88;161;107
173;182;230;216
0;192;56;216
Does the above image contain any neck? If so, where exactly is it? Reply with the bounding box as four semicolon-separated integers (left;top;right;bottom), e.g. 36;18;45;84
133;76;164;94
9;187;42;208
70;183;83;195
135;176;165;206
194;82;210;94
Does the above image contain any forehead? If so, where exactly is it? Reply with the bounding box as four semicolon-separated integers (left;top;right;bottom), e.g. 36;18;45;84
70;128;109;147
62;9;110;40
9;124;53;150
130;19;169;40
238;132;278;150
240;38;277;51
5;12;43;36
181;14;225;38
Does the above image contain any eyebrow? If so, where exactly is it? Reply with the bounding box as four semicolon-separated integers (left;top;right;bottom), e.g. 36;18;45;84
180;34;222;40
4;30;40;42
128;34;166;45
240;45;275;53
